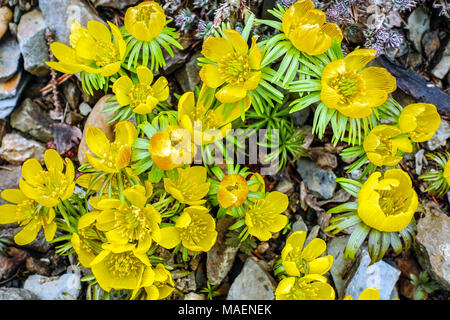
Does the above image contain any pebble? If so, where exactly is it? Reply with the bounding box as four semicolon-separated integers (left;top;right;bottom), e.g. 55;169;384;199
431;40;450;80
291;215;308;233
24;272;82;300
414;201;450;290
326;236;350;298
0;35;21;82
227;257;276;300
407;7;430;53
10;98;54;142
296;158;337;200
63;81;80;110
17;9;49;76
184;292;206;300
0;164;21;205
0;72;29;119
422;30;440;59
174;52;202;92
0;288;38;300
0;133;46;165
424;119;449;151
275;179;294;195
79;102;92;116
344;249;401;300
0;6;13;40
91;0;139;9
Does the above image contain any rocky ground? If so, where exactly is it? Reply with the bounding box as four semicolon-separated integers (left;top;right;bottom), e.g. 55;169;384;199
0;0;449;300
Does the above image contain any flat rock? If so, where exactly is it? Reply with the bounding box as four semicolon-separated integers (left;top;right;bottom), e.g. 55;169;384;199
0;35;21;82
424;119;449;151
10;98;53;142
407;7;430;53
326;236;350;298
0;228;52;253
227;257;276;300
0;72;29;119
414;201;450;290
17;9;49;76
175;52;202;92
296;158;337;199
0;133;46;165
77;94;115;164
344;249;401;300
91;0;139;9
24;273;81;300
0;288;38;300
207;218;240;286
0;165;21;205
39;0;104;45
432;41;450;80
0;6;13;40
184;292;206;300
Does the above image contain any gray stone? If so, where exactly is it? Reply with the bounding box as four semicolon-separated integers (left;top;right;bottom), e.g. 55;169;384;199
207;219;240;286
0;6;13;41
39;0;104;45
227;257;276;300
407;7;430;53
422;30;440;59
296;159;337;199
10;98;53;142
0;228;52;252
24;272;81;300
92;0;139;9
291;216;308;233
431;41;450;79
290;106;311;127
0;35;21;82
344;249;401;300
0;165;21;205
174;272;197;293
63;81;80;109
175;52;202;92
0;72;29;119
17;9;49;76
326;236;350;298
424;119;449;151
275;179;294;195
79;102;92;116
184;292;206;300
0;133;46;165
0;288;38;300
414;201;450;290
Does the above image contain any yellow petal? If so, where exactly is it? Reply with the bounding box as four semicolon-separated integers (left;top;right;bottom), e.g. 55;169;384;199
308;256;334;275
358;287;380;300
0;204;18;224
152;77;169;101
200;65;225;89
215;84;247;103
115;121;137;147
21;158;43;185
344;49;376;72
157;226;181;249
14;223;40;245
86;126;111;158
202;36;233;62
224;29;248;54
43;221;57;242
301;238;327;261
44;149;64;172
1;189;28;204
248;37;261;69
87;20;111;42
359;67;396;93
136;66;154;85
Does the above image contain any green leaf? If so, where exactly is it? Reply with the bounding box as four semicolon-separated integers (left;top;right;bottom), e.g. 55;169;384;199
344;222;370;260
148;165;164;183
390;232;403;255
229;219;246;231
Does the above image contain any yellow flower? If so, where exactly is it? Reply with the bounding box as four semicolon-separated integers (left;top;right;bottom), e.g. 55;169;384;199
200;29;262;103
245;191;289;241
85;121;137;173
398;103;441;142
343;287;380;300
95;184;161;253
217;174;249;209
358;169;418;232
282;0;343;55
444;160;450;185
19;149;75;208
178;85;251;145
124;1;166;42
113;66;169;114
163;166;210;205
76;168;139;195
321;49;396;118
363;125;413;167
148;125;194;171
281;231;333;277
90;242;151;291
132;263;175;300
47;20;126;76
0;189;57;245
158;206;218;252
275;274;336;300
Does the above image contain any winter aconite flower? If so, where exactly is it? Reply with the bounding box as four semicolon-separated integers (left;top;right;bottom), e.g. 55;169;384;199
282;0;343;55
245;191;289;241
281;231;333;277
445;160;450;185
148;125;194;171
178;85;251;145
363;125;413;167
398;103;441;142
158;206;218;252
132;264;175;300
0;189;57;245
321;48;396;118
47;20;126;76
95;184;161;252
19;149;75;208
275;274;336;300
200;29;262;103
90;243;151;291
343;287;380;300
217;174;250;209
163;166;210;205
113;66;169;114
85;121;137;173
124;1;166;42
358;169;418;232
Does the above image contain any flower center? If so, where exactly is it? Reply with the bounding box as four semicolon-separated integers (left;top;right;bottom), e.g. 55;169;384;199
115;204;154;241
375;136;394;156
286;278;320;300
95;40;120;67
102;141;128;170
135;5;161;27
329;72;363;101
378;189;407;216
178;217;208;246
129;83;154;109
218;52;250;86
15;200;38;225
35;169;69;200
247;200;279;229
106;252;142;278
